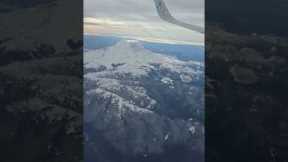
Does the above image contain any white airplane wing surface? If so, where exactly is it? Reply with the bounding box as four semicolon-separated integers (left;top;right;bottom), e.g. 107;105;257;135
153;0;204;34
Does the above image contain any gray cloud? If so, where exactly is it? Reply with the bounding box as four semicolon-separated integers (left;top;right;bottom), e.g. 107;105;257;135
84;0;204;24
84;0;204;45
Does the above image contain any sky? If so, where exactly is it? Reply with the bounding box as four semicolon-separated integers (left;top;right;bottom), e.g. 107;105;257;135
84;0;204;45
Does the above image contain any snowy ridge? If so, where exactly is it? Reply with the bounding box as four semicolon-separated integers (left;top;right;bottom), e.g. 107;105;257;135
84;39;203;114
84;39;204;156
84;39;202;78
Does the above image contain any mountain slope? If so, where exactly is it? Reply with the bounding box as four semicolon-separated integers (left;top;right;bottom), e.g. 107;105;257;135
84;40;204;162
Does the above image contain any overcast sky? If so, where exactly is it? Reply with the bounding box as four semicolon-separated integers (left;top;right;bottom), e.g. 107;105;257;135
84;0;204;45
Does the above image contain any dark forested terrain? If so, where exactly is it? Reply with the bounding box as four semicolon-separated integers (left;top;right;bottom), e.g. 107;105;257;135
0;1;83;162
206;24;288;162
206;0;288;161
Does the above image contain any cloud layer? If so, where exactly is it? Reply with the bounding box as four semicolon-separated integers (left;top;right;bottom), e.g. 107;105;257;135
84;0;204;45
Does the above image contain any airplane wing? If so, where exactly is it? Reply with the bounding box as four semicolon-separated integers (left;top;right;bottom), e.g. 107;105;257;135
153;0;204;34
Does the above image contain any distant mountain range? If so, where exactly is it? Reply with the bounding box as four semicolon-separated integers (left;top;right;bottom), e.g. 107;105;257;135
84;35;204;62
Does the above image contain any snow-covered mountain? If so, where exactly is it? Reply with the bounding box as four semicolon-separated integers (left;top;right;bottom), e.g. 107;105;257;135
84;39;204;162
85;39;203;78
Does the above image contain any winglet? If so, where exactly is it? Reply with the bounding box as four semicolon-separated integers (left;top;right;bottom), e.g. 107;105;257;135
153;0;175;22
153;0;204;34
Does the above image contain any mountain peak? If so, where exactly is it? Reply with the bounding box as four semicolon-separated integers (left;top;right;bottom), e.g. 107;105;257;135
113;39;145;51
84;39;202;79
